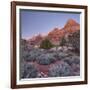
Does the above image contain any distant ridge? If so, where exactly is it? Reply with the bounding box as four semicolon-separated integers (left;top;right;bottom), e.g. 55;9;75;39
26;19;80;46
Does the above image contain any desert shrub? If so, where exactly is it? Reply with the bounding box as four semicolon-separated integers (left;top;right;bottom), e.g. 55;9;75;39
48;61;71;77
63;56;80;65
37;53;56;65
21;63;38;78
63;57;72;65
20;42;30;61
21;50;29;60
62;55;80;76
56;52;69;60
25;48;42;62
40;39;53;49
20;58;26;79
50;52;58;58
21;39;31;51
71;56;80;64
71;63;80;76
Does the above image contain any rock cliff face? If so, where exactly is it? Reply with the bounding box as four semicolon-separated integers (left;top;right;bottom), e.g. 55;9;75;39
28;34;44;46
47;28;65;45
27;19;80;46
63;19;80;33
47;19;80;45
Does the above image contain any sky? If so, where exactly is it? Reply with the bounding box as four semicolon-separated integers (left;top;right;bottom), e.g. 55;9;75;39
20;9;80;39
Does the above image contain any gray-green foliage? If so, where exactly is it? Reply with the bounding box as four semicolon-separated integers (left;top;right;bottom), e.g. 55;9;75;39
20;37;80;78
48;61;71;77
26;49;42;62
62;55;80;76
63;55;80;65
56;52;69;60
21;63;38;78
37;53;56;65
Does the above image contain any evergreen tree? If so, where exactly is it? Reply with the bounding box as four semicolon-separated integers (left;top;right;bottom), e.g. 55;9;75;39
40;39;53;49
60;37;66;46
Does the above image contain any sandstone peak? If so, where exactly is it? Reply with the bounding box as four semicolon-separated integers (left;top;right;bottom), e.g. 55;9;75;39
27;19;80;46
64;19;79;28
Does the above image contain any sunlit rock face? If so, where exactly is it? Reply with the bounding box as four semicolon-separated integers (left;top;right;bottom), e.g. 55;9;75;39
47;19;80;45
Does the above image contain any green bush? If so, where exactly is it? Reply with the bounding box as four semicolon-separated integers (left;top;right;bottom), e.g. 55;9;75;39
60;37;66;46
40;39;53;49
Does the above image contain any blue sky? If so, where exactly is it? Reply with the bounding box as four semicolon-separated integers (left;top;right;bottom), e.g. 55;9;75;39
20;9;80;39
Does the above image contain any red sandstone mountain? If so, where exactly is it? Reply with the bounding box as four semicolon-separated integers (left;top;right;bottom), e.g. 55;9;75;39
64;19;79;28
47;28;65;45
63;19;80;33
28;34;44;46
47;19;80;45
28;19;80;46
